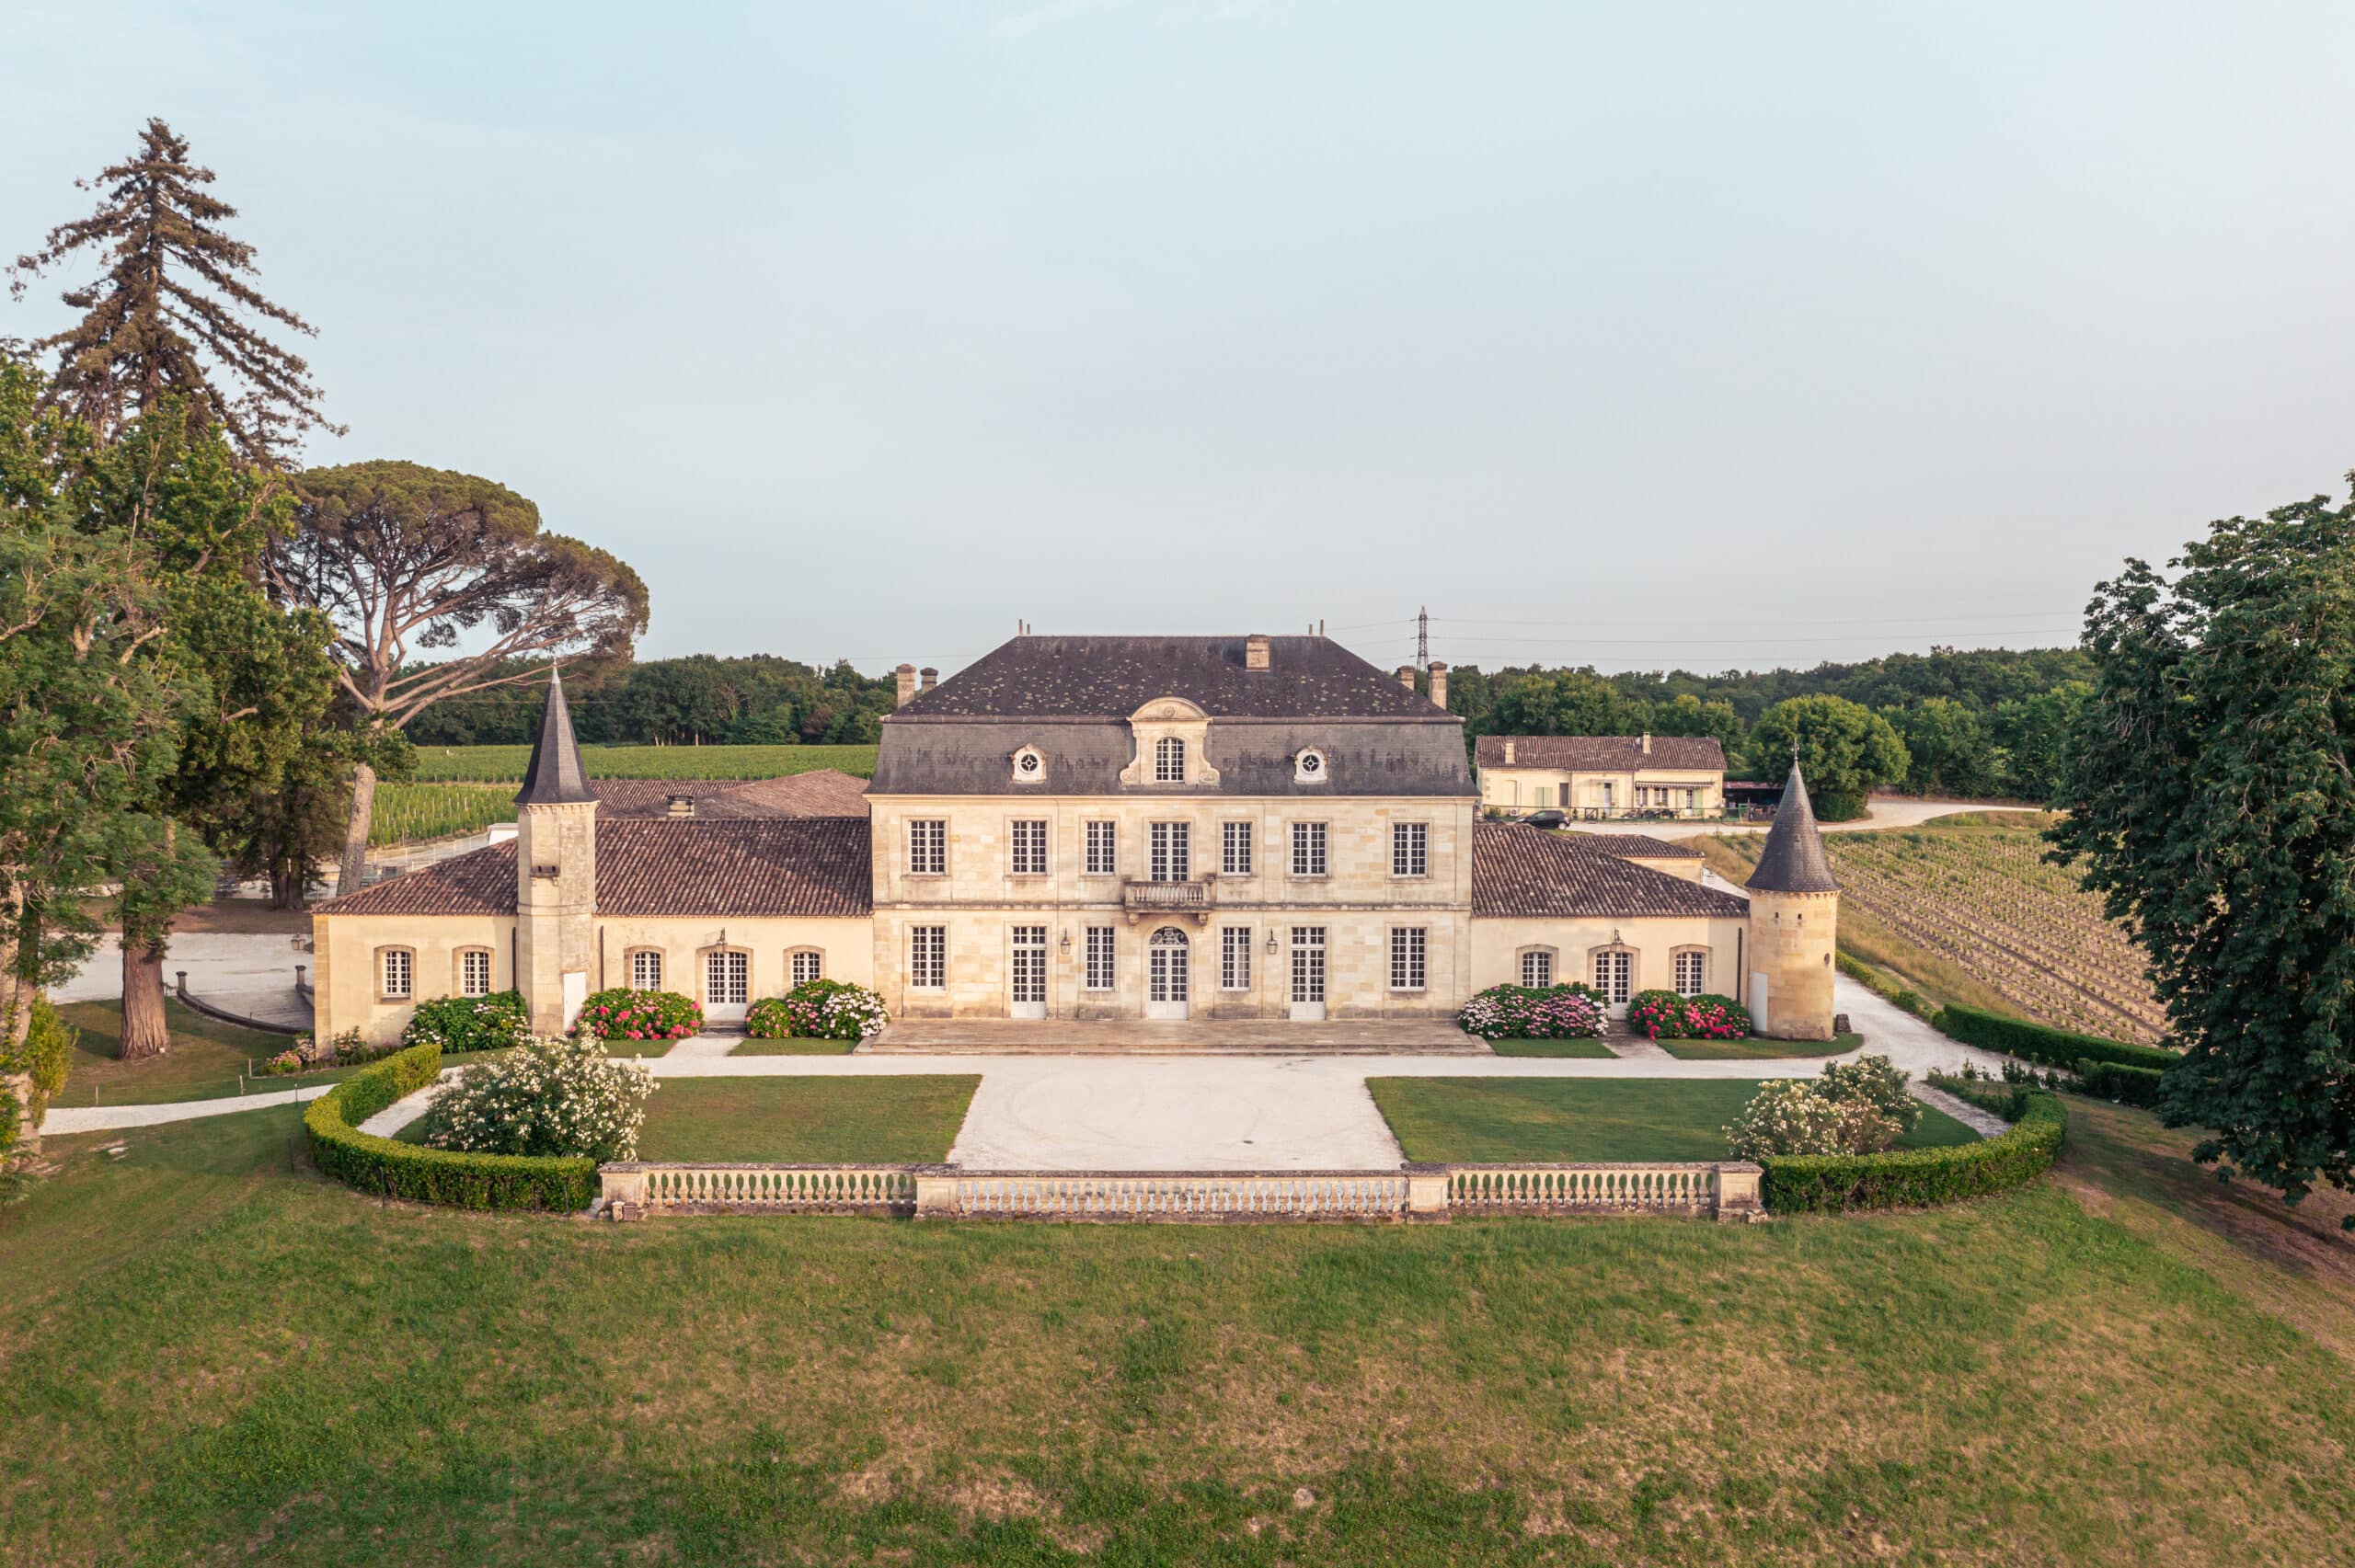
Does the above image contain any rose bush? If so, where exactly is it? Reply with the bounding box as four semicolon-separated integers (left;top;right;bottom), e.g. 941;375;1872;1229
1457;983;1605;1041
572;988;702;1044
1626;990;1752;1039
747;979;890;1042
416;1034;656;1162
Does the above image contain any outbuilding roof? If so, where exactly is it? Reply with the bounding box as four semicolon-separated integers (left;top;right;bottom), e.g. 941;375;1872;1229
1573;832;1704;861
590;771;870;819
890;635;1447;720
1474;735;1728;773
316;818;874;919
1471;823;1749;920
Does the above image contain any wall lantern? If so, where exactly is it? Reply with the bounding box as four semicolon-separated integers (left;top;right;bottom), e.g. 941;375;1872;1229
1059;929;1071;952
1265;930;1279;954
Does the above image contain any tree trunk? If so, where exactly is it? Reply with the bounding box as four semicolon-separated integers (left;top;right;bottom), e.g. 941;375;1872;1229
337;759;377;898
270;853;309;911
2;899;35;1162
120;935;172;1059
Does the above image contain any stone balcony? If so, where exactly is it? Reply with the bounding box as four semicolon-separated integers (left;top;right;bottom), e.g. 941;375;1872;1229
1120;876;1213;925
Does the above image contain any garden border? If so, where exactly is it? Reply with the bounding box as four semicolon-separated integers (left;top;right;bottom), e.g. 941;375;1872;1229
303;1042;598;1211
1759;1088;2066;1212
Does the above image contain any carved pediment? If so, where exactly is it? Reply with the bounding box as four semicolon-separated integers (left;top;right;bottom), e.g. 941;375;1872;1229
1119;696;1220;788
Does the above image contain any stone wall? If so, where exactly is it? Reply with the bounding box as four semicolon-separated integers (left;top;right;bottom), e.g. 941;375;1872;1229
313;912;515;1045
1467;913;1747;1001
1478;766;1723;815
1746;889;1839;1038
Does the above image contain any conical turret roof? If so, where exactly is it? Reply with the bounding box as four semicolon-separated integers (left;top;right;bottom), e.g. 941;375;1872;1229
1746;758;1837;894
513;667;596;807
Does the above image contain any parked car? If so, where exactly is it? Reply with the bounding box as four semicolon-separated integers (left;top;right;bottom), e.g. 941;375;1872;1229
1519;809;1568;829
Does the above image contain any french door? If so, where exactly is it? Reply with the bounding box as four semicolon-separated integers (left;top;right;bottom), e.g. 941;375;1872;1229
704;949;749;1023
1593;948;1633;1016
1149;821;1191;883
1009;925;1048;1020
1289;927;1327;1022
1146;926;1190;1020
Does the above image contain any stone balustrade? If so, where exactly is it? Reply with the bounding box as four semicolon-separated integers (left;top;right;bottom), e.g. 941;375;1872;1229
601;1160;1764;1222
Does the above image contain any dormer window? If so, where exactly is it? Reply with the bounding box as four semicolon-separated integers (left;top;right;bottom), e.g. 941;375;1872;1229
1294;748;1327;784
1155;737;1187;784
1012;746;1046;784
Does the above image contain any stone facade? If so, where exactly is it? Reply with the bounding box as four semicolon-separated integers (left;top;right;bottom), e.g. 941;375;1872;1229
1745;889;1839;1039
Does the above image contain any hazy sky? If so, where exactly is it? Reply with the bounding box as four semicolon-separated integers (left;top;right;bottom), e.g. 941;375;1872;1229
7;2;2352;679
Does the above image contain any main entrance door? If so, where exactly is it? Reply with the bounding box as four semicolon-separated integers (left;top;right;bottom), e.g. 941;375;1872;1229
1290;926;1327;1022
1010;925;1048;1020
1146;926;1190;1020
704;949;749;1024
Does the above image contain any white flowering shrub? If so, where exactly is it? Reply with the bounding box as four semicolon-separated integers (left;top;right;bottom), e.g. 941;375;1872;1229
1817;1054;1922;1136
419;1034;657;1162
1725;1079;1901;1159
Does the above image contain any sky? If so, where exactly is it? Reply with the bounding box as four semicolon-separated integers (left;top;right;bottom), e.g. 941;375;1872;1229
6;1;2353;680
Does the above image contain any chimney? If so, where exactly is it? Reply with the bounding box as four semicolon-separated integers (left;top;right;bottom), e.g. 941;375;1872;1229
1641;732;1652;755
894;663;917;707
1246;634;1270;671
1427;661;1448;710
1396;665;1416;692
666;794;695;818
920;667;938;693
1503;738;1516;765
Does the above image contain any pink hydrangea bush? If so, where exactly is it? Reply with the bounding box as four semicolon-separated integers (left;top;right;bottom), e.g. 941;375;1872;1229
1457;983;1605;1041
747;979;890;1042
571;988;703;1044
1626;990;1753;1039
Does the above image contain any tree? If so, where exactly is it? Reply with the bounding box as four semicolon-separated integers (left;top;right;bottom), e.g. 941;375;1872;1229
264;461;649;893
2050;481;2355;1225
8;118;339;464
1880;698;1997;797
1649;692;1744;750
1745;696;1909;819
1988;681;2087;803
1473;668;1650;739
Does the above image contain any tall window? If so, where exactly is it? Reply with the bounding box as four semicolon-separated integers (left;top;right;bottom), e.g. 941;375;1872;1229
908;818;947;876
910;926;948;990
379;948;412;1000
1221;926;1252;990
1593;948;1633;1004
1389;927;1428;991
1521;949;1553;988
1084;926;1116;991
1221;820;1254;876
1085;820;1118;876
1601;782;1614;810
1674;950;1706;996
1155;736;1187;783
1290;821;1328;877
630;949;663;990
1391;821;1428;877
1009;818;1048;876
791;949;824;986
1150;820;1191;882
458;949;491;998
706;950;749;1006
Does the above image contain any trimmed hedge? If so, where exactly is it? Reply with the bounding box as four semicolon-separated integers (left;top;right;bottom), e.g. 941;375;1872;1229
303;1043;598;1211
1935;1003;2175;1072
1761;1090;2066;1213
2077;1059;2165;1107
1834;952;1936;1020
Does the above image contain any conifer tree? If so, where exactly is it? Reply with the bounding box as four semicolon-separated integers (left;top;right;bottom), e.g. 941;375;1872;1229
9;118;339;464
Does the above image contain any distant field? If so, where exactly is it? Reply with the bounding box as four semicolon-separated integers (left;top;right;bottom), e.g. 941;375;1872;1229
409;742;879;783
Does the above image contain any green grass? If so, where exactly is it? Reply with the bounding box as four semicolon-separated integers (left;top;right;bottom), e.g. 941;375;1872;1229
55;998;358;1106
634;1077;978;1162
1484;1036;1617;1059
1368;1077;1979;1163
4;1099;2353;1564
410;743;879;783
730;1036;860;1056
1651;1032;1863;1061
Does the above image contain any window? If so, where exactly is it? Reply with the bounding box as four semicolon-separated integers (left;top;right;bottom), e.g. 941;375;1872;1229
1534;785;1553;810
629;948;663;990
1155;736;1187;784
706;950;749;1006
1592;948;1633;1004
1686;787;1701;813
910;926;947;990
1221;820;1254;876
1290;821;1328;877
1084;926;1117;991
1290;927;1327;1002
1150;820;1191;882
1294;748;1327;783
1009;818;1048;876
908;818;947;876
1674;950;1706;996
1085;820;1118;876
1601;782;1614;809
457;948;491;998
1389;927;1427;991
1221;925;1252;990
1011;925;1047;1005
378;947;412;1000
791;949;824;986
1013;747;1044;782
1391;821;1428;877
1521;949;1554;988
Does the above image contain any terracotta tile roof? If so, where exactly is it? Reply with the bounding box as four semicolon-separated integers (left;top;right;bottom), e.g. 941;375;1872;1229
318;818;873;919
1474;735;1727;772
1472;823;1748;920
891;635;1448;720
1574;832;1704;861
590;771;870;819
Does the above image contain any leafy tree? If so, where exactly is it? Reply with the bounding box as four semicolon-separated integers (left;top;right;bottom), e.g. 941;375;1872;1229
1988;681;2088;803
264;461;649;892
1745;695;1909;819
1880;697;1998;797
1649;692;1743;749
1473;668;1649;739
2050;481;2355;1225
8;118;338;464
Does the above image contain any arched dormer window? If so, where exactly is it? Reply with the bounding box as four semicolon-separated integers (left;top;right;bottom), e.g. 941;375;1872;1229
1155;736;1187;784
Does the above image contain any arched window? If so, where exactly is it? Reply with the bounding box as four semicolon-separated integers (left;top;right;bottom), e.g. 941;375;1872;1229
789;948;824;987
626;947;664;990
375;946;415;1002
1155;736;1187;784
1590;944;1636;1004
1519;947;1556;989
454;947;493;998
1671;947;1707;997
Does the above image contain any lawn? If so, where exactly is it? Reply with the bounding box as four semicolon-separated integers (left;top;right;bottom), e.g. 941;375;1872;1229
54;998;357;1106
731;1036;859;1056
3;1099;2352;1564
634;1077;978;1162
1368;1077;1979;1163
1484;1036;1617;1059
1651;1032;1862;1061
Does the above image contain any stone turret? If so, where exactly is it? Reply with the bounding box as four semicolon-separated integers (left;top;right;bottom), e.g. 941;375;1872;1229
1743;759;1839;1039
513;668;599;1035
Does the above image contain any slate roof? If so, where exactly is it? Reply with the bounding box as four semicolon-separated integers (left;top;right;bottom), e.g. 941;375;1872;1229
317;818;874;919
513;670;596;806
1575;833;1704;862
891;636;1445;720
871;718;1475;797
590;771;870;819
1474;735;1728;773
1745;761;1839;894
1471;823;1749;920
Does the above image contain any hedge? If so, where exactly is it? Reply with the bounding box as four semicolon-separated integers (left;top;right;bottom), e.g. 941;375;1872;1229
1761;1090;2066;1213
1834;952;1936;1020
1934;1003;2176;1072
303;1043;598;1211
2077;1059;2165;1107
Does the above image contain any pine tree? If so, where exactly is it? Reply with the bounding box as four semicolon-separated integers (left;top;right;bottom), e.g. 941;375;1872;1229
9;118;340;464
